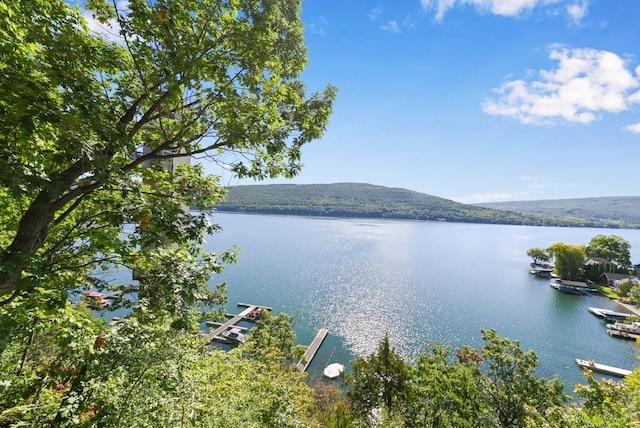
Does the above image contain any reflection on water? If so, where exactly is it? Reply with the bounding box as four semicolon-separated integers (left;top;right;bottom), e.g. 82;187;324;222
209;213;640;388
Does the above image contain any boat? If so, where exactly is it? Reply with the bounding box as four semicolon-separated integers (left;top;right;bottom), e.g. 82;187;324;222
608;320;640;335
588;307;633;322
607;320;640;340
323;363;345;379
575;358;632;378
550;279;587;295
607;328;640;341
245;307;264;320
221;327;246;343
530;267;553;278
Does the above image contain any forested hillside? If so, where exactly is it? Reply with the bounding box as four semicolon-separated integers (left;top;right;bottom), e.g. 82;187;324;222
478;197;640;229
216;183;633;228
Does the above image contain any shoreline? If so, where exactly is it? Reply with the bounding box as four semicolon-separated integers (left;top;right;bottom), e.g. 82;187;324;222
617;301;640;317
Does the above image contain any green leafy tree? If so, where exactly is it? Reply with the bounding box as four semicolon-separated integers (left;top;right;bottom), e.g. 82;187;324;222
0;0;334;425
547;243;586;280
527;247;551;265
347;333;412;424
242;311;306;367
626;282;640;306
478;329;567;427
409;330;567;428
585;235;632;269
410;343;484;427
0;0;336;302
530;370;640;428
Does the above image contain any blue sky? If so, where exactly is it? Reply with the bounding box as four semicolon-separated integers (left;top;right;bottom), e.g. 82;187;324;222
82;1;640;203
238;0;640;203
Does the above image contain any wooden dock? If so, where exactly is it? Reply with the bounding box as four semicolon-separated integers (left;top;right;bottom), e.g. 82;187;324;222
205;303;271;343
296;328;329;372
607;328;640;341
575;358;632;378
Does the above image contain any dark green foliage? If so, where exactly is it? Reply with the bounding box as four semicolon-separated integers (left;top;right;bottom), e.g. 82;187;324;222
346;333;412;422
346;330;569;427
217;183;631;228
585;234;632;268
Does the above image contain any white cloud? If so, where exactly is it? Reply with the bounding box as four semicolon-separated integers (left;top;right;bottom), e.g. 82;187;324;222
520;175;539;181
421;0;588;21
482;47;640;125
370;6;383;21
308;16;329;36
381;20;401;33
624;123;640;134
567;0;588;25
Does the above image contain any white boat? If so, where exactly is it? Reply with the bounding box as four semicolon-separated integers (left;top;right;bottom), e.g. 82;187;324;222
221;327;246;343
575;358;632;378
608;320;640;335
323;363;345;379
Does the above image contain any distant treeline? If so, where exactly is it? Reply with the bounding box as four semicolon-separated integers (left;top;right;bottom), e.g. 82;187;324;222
478;197;640;229
215;183;635;229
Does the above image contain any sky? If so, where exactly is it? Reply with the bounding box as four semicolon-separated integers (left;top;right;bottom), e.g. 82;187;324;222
81;1;640;203
229;0;640;203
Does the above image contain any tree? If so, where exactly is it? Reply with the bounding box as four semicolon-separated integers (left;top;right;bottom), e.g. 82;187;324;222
527;247;551;265
242;311;306;367
410;343;483;427
585;234;632;269
410;330;567;428
477;329;567;427
530;369;640;428
0;0;334;424
0;0;336;302
547;243;586;280
347;333;412;424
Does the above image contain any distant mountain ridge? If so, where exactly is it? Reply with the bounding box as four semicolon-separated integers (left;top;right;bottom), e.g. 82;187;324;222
215;183;638;229
477;197;640;229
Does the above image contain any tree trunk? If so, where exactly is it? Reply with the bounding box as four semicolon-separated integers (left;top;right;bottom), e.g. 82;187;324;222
0;191;57;296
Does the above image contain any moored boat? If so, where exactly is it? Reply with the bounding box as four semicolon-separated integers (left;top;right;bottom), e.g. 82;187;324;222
607;320;640;335
323;363;345;379
609;320;640;333
221;327;246;343
550;279;587;295
530;263;554;278
607;328;640;341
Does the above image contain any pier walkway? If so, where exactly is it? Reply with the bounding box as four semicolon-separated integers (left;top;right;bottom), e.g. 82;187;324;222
296;328;329;372
205;303;271;343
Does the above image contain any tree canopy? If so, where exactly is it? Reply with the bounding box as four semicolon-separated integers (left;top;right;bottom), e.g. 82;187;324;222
0;0;336;303
585;234;632;269
547;243;586;281
527;247;551;265
0;0;334;425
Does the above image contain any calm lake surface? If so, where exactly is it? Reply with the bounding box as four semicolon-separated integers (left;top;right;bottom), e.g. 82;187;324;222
206;213;640;389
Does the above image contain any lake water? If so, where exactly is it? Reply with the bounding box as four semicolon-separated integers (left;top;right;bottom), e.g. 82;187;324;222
206;213;640;389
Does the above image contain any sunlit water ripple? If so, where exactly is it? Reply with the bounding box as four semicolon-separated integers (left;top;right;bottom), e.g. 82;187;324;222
207;213;640;389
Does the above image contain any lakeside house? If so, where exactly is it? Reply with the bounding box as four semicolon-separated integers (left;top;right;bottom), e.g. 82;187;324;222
599;272;639;289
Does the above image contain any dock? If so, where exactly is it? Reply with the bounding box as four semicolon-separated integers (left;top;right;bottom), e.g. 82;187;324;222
588;307;633;321
607;328;640;341
575;358;632;378
205;303;271;343
296;328;329;372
